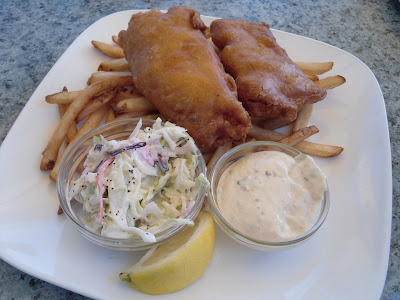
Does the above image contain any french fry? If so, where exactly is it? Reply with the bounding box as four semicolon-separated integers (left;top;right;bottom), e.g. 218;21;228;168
58;103;78;144
256;117;293;130
296;62;334;75
112;35;119;45
98;58;129;72
46;90;81;104
50;105;109;181
114;111;157;120
110;91;138;111
207;142;232;176
57;87;78;144
87;71;132;85
248;124;285;141
91;41;125;58
114;96;156;114
40;76;133;171
248;124;343;157
76;89;118;122
279;125;319;146
292;104;313;132
112;91;137;102
105;106;115;123
135;113;162;120
306;74;319;81
232;136;257;147
315;75;346;89
295;141;343;157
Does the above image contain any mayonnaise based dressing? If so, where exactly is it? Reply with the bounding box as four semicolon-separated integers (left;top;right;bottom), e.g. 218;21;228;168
217;151;327;242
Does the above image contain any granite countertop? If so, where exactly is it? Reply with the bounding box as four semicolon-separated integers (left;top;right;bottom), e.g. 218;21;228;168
1;0;399;299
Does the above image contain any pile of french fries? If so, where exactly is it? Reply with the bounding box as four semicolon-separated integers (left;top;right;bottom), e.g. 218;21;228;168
40;33;346;190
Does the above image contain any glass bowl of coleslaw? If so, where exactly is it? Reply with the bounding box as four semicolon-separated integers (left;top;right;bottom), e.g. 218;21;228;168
57;118;208;251
208;141;329;252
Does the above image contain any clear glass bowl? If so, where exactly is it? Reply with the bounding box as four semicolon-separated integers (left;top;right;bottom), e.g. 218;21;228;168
208;141;330;251
57;118;207;251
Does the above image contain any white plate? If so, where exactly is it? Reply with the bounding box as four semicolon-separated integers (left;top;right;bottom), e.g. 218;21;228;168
0;10;391;300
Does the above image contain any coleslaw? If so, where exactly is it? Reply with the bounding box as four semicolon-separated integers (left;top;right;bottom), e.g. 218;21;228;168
68;118;209;242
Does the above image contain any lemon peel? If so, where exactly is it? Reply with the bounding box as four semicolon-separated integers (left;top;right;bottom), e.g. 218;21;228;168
120;211;215;295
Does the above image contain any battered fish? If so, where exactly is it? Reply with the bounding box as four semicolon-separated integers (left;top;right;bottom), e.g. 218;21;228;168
210;19;327;121
118;7;250;148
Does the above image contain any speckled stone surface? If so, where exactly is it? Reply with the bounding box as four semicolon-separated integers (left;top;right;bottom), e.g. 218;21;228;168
1;0;399;299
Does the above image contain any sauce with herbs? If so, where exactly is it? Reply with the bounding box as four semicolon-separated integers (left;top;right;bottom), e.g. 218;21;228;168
217;151;327;242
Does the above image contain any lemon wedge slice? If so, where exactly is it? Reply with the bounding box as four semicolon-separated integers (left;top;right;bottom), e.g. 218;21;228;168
120;211;215;295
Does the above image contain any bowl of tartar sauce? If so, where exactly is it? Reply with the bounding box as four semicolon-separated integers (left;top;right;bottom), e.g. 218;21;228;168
208;141;329;251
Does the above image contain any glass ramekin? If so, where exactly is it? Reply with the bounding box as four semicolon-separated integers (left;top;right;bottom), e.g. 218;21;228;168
208;141;330;251
57;118;207;251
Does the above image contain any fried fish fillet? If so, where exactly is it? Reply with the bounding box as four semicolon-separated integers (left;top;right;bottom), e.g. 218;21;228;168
118;7;250;148
210;19;327;121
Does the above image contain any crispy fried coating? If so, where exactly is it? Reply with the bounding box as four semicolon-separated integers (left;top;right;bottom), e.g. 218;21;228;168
118;7;250;148
210;19;327;121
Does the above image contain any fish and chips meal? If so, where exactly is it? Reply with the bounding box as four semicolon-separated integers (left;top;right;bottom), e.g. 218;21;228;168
39;6;346;295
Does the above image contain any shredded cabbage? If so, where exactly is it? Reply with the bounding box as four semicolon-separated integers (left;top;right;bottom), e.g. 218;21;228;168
68;118;209;242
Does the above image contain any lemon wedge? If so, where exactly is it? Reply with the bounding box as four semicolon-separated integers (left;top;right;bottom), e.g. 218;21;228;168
119;211;216;295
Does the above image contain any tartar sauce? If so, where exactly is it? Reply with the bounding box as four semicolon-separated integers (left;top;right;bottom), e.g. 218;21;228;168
217;151;327;242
